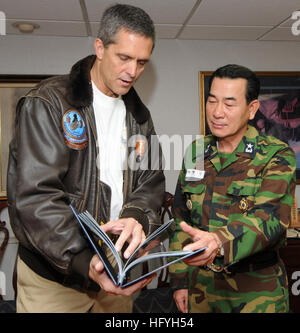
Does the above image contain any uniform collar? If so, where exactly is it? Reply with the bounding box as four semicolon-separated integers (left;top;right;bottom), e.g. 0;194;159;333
234;125;259;159
204;125;259;172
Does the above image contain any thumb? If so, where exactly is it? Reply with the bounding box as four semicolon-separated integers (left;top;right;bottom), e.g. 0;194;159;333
180;221;198;237
95;259;104;272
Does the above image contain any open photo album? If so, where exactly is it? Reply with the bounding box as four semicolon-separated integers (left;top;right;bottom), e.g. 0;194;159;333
70;205;206;288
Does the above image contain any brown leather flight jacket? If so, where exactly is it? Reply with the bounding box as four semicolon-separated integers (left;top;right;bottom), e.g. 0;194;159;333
7;55;165;291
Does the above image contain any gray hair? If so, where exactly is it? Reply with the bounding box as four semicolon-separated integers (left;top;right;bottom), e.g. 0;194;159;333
97;4;155;49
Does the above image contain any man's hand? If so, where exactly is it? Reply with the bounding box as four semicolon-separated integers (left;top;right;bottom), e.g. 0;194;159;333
101;218;146;259
89;255;155;296
174;289;188;313
180;221;221;266
88;218;150;295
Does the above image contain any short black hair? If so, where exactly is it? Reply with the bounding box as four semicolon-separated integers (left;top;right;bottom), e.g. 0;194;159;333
209;64;260;104
98;4;155;49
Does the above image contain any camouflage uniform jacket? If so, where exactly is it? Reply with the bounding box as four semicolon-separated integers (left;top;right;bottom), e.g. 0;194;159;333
169;125;296;290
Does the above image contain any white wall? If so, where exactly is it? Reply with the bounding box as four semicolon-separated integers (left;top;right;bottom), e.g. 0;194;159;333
0;35;299;203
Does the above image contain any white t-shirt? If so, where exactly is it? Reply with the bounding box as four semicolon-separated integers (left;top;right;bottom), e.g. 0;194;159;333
92;81;127;221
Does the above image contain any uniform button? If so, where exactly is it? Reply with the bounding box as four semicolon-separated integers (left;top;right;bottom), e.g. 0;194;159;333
186;199;193;210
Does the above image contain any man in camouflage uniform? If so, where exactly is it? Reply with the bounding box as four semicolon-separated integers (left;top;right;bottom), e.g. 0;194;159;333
169;64;296;313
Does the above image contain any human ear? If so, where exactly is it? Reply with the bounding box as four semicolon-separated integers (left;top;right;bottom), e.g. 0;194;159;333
248;99;260;120
94;38;105;60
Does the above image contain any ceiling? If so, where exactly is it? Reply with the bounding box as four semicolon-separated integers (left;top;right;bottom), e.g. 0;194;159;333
1;0;300;41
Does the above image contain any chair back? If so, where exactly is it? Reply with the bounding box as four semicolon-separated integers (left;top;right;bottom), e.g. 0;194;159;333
0;202;9;301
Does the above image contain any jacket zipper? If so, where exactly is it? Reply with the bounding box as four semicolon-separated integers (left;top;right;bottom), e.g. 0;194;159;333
85;105;102;222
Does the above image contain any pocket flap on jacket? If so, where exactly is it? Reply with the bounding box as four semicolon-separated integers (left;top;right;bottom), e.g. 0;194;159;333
227;178;261;196
183;183;206;194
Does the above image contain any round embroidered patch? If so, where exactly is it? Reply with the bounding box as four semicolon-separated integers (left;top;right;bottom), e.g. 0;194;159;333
62;109;88;149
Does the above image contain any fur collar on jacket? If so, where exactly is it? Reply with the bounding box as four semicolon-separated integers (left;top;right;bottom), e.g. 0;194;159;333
67;55;150;124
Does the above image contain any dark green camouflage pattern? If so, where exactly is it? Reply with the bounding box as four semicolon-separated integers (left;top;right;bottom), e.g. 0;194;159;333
169;125;296;313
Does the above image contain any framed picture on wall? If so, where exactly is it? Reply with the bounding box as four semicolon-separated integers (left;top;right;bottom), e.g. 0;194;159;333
199;71;300;184
0;75;51;198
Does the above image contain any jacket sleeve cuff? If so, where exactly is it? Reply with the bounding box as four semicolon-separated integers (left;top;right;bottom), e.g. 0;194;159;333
169;273;189;290
119;207;149;235
71;248;99;291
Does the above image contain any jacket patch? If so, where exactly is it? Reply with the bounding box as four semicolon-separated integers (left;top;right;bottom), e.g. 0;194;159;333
135;139;146;162
62;109;88;149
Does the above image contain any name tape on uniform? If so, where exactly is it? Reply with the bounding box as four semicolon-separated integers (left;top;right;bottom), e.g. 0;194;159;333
185;169;205;181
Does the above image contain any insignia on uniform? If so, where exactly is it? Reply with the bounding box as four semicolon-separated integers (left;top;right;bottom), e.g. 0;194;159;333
186;199;193;211
62;109;88;150
239;198;249;213
244;142;254;154
205;144;211;154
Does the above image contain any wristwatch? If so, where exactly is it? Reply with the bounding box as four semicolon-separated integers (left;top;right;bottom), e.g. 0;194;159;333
216;244;224;257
